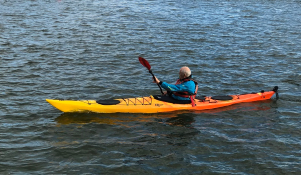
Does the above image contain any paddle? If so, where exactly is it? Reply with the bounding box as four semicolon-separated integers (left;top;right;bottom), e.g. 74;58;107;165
139;57;164;94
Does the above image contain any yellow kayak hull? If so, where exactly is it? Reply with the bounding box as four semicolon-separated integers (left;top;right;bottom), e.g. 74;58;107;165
46;89;276;113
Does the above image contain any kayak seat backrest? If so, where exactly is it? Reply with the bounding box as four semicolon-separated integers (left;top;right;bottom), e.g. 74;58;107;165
96;99;120;105
153;95;191;104
211;96;233;100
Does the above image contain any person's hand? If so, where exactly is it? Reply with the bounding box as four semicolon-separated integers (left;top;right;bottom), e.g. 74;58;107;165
153;76;160;84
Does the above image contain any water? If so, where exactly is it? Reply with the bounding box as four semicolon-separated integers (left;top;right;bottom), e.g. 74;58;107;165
1;0;300;174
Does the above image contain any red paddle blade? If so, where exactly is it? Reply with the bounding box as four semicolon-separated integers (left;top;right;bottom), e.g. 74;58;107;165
139;57;151;70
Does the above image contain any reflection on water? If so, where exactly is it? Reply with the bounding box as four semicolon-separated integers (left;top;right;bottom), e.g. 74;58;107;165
164;113;195;127
55;113;127;125
55;112;185;126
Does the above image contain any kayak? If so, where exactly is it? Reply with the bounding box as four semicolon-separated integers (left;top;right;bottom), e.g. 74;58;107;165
46;86;278;113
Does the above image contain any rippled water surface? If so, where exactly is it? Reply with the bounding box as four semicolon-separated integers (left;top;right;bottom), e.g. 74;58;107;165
1;0;301;174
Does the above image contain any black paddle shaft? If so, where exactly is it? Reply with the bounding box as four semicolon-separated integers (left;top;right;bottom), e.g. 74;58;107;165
149;70;164;95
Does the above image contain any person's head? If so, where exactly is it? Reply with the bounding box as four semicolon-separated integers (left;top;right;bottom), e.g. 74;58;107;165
179;66;191;79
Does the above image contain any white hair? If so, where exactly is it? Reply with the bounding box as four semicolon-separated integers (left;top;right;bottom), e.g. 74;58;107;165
179;66;191;79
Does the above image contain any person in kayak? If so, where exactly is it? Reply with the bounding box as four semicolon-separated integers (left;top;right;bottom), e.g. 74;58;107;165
153;66;198;101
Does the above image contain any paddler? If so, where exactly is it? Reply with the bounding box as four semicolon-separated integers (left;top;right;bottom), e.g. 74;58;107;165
153;66;198;101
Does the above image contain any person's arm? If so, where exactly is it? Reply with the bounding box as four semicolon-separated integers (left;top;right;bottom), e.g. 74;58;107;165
153;76;160;84
152;76;168;94
153;76;195;94
161;81;195;94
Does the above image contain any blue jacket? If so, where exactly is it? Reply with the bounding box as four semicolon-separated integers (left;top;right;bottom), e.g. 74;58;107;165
160;80;196;100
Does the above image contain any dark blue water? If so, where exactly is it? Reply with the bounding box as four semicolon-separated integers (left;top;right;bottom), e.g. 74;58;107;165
1;0;300;174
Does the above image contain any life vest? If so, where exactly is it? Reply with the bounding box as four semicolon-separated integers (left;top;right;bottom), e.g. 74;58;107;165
173;77;198;107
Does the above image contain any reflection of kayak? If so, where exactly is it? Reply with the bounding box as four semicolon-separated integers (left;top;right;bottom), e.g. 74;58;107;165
46;86;278;113
55;112;195;126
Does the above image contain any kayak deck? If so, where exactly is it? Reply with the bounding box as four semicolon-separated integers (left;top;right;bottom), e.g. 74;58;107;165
46;87;278;113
